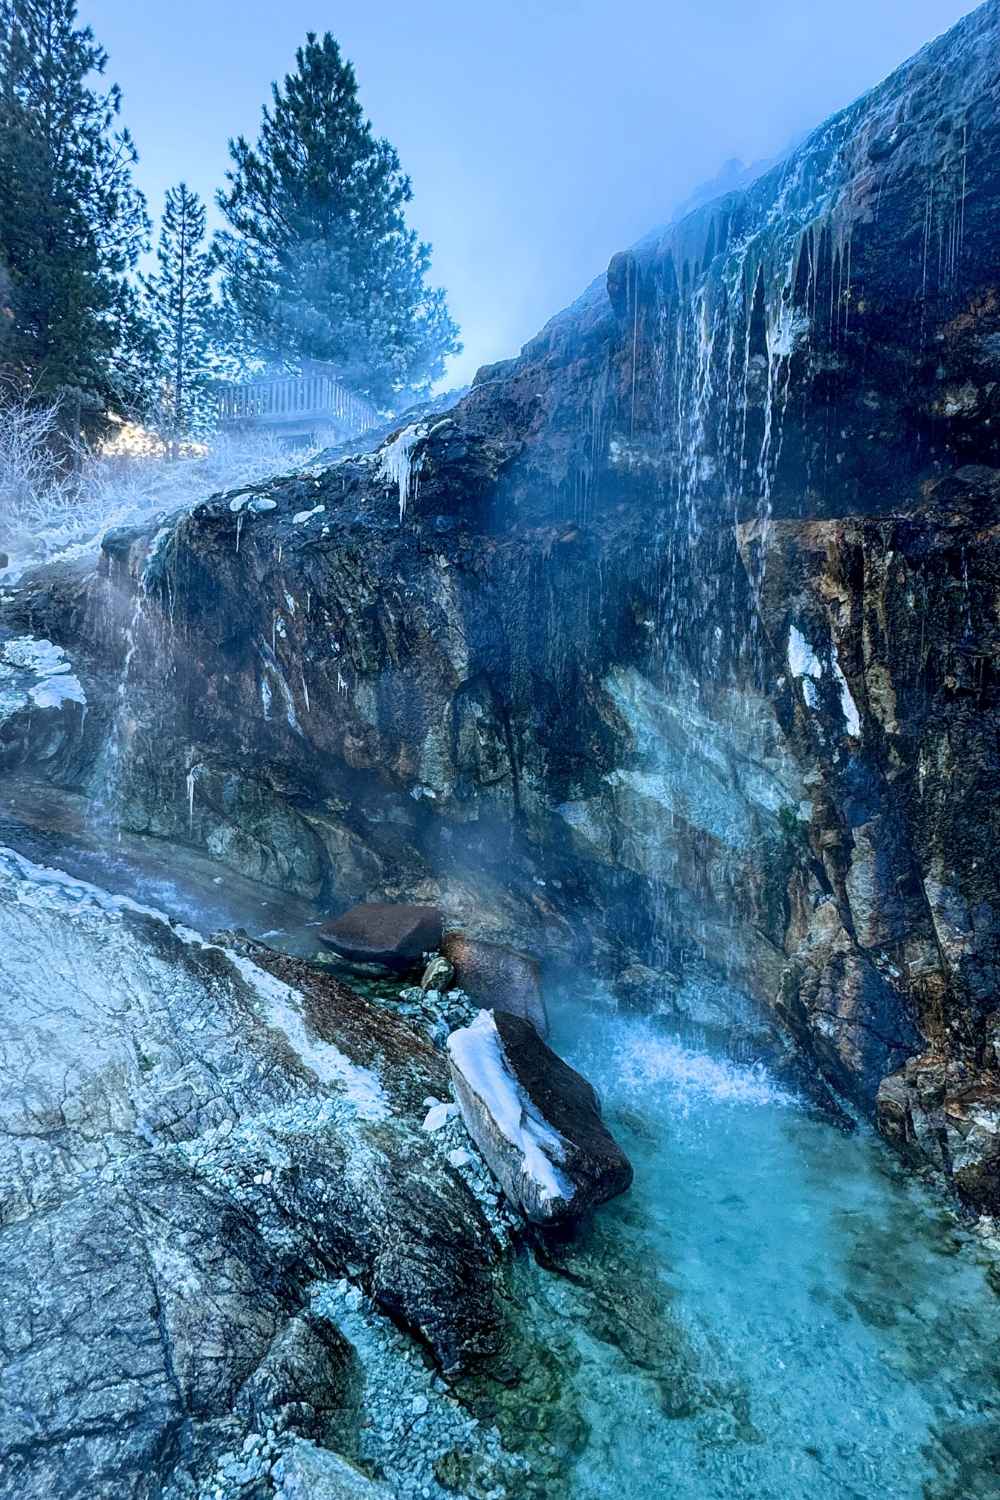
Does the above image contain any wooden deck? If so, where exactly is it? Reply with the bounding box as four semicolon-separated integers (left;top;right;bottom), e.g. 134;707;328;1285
218;369;378;441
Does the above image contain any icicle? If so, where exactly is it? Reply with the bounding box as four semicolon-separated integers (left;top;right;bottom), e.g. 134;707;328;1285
379;424;426;522
186;762;200;832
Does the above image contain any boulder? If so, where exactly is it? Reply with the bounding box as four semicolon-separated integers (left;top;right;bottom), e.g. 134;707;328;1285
447;1009;632;1225
442;932;549;1037
319;902;442;971
420;952;456;993
272;1440;393;1499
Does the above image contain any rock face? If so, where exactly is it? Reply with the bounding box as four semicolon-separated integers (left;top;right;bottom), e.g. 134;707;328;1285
447;1010;633;1224
4;3;1000;1210
319;901;443;971
442;932;549;1037
0;849;509;1498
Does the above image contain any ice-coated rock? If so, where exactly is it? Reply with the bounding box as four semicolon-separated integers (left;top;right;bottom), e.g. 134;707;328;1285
420;952;455;993
447;1009;632;1224
0;851;506;1497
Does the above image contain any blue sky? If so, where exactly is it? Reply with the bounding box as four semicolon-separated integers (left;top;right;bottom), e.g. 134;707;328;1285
83;0;977;387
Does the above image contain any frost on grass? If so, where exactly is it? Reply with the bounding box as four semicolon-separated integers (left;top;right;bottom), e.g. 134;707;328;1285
447;1010;571;1205
0;393;321;581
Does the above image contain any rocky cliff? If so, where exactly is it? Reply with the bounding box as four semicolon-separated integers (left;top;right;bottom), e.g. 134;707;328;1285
5;0;1000;1212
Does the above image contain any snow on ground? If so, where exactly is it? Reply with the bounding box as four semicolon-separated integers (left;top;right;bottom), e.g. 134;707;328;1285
0;635;87;719
0;845;387;1122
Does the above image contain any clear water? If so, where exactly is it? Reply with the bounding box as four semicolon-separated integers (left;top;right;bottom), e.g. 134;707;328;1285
536;993;1000;1500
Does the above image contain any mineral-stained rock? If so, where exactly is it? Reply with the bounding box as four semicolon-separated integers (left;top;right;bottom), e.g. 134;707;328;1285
0;850;505;1499
877;1052;1000;1211
319;902;443;971
442;932;549;1036
4;1;1000;1213
447;1009;632;1224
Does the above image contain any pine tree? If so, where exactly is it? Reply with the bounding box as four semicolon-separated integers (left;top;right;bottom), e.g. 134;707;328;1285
215;32;460;405
0;0;149;431
143;184;216;452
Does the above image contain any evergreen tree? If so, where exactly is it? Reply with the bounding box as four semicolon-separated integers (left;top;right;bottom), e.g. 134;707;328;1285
0;0;149;430
143;184;216;451
215;32;460;405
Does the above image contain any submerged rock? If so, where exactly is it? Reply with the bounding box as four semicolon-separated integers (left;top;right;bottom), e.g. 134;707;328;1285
447;1009;632;1224
271;1440;393;1498
319;901;443;972
442;932;549;1037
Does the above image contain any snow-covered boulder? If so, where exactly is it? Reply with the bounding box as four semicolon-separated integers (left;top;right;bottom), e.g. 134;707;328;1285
447;1009;632;1225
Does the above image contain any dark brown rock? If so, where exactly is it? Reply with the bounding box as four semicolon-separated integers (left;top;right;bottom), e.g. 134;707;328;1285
319;902;442;972
442;932;549;1037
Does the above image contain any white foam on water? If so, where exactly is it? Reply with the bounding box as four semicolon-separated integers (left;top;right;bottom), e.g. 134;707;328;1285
612;1032;798;1112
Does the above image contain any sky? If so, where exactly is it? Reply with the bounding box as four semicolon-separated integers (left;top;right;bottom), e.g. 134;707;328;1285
83;0;978;389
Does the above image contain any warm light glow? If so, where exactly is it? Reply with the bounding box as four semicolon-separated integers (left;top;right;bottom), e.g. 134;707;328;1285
99;419;208;460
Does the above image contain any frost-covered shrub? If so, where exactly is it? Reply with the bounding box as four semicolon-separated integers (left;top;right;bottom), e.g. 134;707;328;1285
0;394;314;575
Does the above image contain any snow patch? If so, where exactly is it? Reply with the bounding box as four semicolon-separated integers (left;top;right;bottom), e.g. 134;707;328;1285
0;845;387;1121
787;626;862;737
29;674;86;709
787;626;822;681
292;504;324;525
225;951;387;1120
1;636;86;710
832;650;862;738
2;636;73;675
447;1010;571;1204
422;1101;458;1131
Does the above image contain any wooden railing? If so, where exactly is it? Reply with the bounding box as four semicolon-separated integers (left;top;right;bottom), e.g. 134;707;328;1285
218;371;378;437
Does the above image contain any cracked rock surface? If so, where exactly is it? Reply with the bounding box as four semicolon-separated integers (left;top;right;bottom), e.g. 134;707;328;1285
0;849;518;1499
